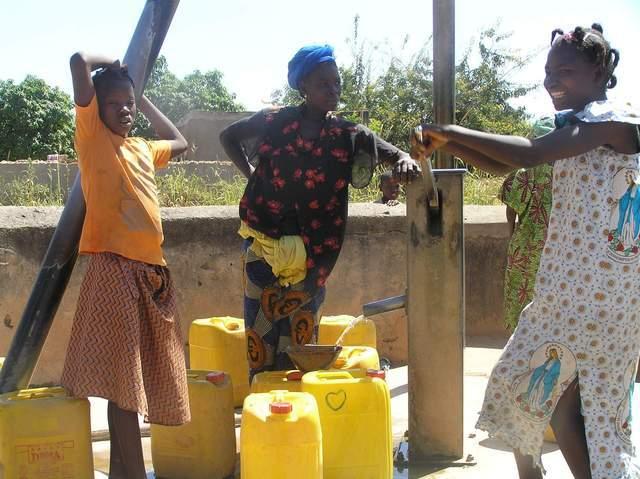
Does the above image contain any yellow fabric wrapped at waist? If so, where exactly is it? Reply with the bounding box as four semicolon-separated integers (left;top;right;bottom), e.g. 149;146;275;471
238;222;307;286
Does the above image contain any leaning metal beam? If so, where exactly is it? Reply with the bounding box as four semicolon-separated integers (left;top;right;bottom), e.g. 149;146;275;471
0;0;180;393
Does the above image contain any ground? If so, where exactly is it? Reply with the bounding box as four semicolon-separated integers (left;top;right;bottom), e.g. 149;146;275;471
92;337;639;478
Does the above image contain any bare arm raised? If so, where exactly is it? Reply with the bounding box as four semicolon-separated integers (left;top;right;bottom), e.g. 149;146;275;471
138;95;188;158
69;52;120;106
419;121;639;171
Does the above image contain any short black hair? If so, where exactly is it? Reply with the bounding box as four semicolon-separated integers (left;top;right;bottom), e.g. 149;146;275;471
550;23;619;89
93;66;135;98
379;170;393;186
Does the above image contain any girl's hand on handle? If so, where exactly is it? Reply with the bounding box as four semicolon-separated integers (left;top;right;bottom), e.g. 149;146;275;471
420;124;450;151
410;124;449;164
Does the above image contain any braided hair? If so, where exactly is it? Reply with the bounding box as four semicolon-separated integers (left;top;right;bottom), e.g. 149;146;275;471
93;65;135;98
550;23;619;89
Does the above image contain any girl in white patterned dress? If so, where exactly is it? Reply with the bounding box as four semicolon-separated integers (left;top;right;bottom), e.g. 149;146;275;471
417;23;640;479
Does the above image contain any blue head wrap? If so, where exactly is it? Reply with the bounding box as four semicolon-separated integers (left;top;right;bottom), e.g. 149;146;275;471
287;44;336;91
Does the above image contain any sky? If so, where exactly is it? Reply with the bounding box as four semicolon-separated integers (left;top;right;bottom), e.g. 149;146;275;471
2;0;639;118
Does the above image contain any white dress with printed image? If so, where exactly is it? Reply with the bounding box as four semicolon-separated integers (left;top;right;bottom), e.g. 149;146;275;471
476;100;640;478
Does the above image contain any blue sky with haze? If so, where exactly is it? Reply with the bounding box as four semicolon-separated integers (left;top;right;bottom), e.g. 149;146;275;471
2;0;638;118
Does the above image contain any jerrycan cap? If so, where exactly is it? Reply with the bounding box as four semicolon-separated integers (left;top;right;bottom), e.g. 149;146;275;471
270;401;293;414
333;357;346;368
286;370;303;381
206;371;226;385
224;320;240;331
366;369;386;380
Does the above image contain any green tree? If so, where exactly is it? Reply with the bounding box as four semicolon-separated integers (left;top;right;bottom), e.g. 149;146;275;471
0;76;74;161
271;20;535;152
132;56;244;138
455;28;535;138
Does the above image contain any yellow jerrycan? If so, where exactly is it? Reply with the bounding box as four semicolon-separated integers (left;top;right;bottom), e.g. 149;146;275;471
0;386;93;478
332;346;380;371
189;316;249;406
241;390;322;479
250;370;303;394
318;315;377;348
151;370;236;479
302;369;392;479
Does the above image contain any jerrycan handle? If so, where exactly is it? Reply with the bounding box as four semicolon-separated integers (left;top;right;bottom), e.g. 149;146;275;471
346;347;365;357
8;387;66;401
316;371;353;381
269;389;288;402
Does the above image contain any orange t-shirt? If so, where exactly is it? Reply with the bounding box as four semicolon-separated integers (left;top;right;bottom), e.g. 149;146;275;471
75;95;171;266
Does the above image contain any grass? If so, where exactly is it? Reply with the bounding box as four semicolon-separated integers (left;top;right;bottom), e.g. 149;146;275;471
463;170;504;206
0;163;65;206
0;165;505;207
156;169;246;207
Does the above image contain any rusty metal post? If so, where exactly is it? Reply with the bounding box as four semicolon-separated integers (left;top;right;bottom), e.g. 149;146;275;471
0;0;180;393
407;168;465;461
404;0;463;461
433;0;455;169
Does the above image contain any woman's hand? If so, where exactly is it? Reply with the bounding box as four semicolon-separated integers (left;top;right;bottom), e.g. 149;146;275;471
392;155;422;184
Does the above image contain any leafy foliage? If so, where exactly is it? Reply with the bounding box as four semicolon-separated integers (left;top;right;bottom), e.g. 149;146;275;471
0;76;74;161
455;28;535;138
271;19;535;152
131;56;244;138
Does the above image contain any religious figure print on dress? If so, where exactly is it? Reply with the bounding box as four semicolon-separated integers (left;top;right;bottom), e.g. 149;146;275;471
607;167;640;263
511;342;577;422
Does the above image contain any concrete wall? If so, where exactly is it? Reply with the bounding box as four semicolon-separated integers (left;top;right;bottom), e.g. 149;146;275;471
0;204;510;386
0;161;240;201
0;110;259;200
177;111;252;162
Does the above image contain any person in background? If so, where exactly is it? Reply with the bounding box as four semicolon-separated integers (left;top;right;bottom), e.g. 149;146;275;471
500;117;555;330
374;170;402;206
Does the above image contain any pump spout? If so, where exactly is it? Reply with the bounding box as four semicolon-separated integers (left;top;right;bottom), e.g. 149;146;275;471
362;294;406;317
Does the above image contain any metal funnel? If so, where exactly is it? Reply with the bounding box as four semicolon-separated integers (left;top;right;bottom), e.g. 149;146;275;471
286;345;342;372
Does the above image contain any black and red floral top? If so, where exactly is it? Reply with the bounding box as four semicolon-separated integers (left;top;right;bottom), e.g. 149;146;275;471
240;105;403;294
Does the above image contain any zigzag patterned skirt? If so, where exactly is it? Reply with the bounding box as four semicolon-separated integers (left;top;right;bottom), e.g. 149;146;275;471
61;253;190;426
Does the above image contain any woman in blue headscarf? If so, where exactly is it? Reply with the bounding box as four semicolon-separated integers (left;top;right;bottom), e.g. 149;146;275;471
220;44;421;377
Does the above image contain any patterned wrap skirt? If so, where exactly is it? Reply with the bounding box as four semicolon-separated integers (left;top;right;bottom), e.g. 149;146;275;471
61;252;190;426
242;239;326;378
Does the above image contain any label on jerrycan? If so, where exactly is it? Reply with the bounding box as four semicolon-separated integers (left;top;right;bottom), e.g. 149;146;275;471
14;435;76;478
